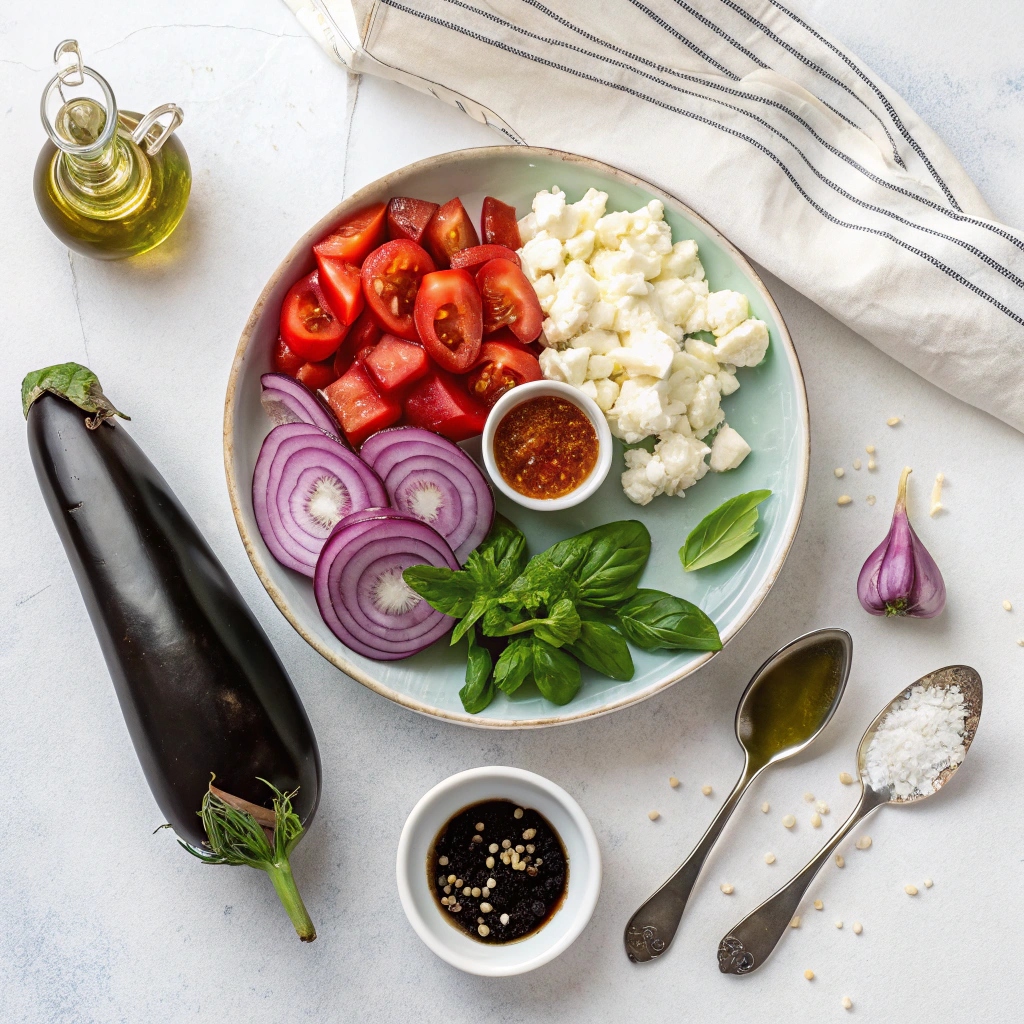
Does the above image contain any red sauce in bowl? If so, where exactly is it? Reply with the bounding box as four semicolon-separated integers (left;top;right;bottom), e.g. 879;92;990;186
492;396;599;500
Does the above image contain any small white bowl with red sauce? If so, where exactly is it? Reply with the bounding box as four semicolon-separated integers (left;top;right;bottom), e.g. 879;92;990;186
481;379;613;511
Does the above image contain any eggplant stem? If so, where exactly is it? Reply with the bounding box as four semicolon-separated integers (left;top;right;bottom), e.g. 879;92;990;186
267;859;317;942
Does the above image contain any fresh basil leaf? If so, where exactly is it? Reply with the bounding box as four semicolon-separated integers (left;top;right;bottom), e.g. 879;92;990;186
499;559;577;612
567;620;635;680
459;629;495;714
524;521;651;608
504;598;581;647
403;565;477;617
572;521;652;606
617;589;722;651
531;639;582;705
464;514;529;591
450;595;492;645
493;638;534;695
680;490;772;572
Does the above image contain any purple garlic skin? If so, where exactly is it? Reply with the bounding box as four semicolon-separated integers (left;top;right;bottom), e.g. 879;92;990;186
857;467;946;618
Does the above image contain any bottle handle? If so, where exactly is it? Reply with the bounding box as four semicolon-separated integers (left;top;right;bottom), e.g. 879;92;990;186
54;39;84;89
130;103;184;156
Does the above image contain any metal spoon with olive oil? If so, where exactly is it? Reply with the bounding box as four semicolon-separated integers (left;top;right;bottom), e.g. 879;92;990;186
624;629;852;964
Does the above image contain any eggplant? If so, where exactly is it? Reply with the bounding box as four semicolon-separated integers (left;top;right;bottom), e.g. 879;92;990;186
23;363;321;941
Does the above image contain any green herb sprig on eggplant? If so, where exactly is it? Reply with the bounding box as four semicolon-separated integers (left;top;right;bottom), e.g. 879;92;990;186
24;363;321;941
405;516;722;713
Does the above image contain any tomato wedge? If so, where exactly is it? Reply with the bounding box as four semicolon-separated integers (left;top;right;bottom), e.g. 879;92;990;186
476;258;544;342
280;270;348;361
481;196;522;250
387;197;439;244
295;359;338;391
364;334;429;393
413;269;483;373
272;335;305;377
315;254;364;327
450;244;521;273
333;308;382;377
322;362;401;447
424;198;479;268
404;370;489;442
466;341;543;407
361;239;436;341
313;202;387;265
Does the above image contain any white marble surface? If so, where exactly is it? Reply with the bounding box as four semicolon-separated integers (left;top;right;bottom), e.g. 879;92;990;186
2;3;1022;1021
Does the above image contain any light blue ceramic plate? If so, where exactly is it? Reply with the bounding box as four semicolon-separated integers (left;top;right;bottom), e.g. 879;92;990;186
224;147;808;728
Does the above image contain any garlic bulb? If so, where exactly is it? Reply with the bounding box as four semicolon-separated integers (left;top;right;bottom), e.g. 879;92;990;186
857;467;946;618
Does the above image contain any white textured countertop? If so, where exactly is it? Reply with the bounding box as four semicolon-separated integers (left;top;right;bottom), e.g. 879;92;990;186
2;3;1022;1021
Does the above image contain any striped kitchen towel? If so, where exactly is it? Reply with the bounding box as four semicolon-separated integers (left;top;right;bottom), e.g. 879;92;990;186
285;0;1024;433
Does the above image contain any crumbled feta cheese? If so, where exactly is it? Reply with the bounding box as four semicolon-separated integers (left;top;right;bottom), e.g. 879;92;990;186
706;290;750;337
608;378;676;442
520;235;564;280
523;187;769;502
714;318;770;367
709;424;752;472
593;378;619;411
688;374;724;437
621;433;710;505
539;346;590;388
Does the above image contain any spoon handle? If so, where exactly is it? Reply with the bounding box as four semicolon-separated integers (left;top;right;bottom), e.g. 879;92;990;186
716;786;884;975
625;763;755;963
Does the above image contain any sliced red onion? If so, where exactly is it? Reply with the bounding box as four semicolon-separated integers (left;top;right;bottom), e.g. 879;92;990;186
358;426;494;563
253;423;387;576
260;372;340;436
314;509;458;660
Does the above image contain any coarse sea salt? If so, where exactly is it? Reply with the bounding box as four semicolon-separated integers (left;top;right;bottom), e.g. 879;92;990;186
864;684;968;800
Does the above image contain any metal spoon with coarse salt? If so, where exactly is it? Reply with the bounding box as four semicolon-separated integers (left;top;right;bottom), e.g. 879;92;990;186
717;664;982;976
624;628;852;964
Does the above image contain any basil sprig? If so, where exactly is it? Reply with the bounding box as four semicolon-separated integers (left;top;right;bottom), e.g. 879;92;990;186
680;489;772;571
406;516;722;714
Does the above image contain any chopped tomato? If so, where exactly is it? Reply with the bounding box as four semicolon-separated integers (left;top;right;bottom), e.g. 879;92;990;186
466;341;543;407
272;336;305;377
413;269;483;374
313;203;387;266
280;270;348;362
404;370;489;442
387;197;439;244
322;362;401;447
424;198;480;268
481;196;522;250
296;359;339;391
361;239;436;341
333;308;382;377
315;255;364;326
476;258;544;342
364;334;429;393
450;244;521;273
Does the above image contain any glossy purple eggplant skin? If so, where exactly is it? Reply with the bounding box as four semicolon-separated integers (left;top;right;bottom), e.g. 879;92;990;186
27;393;321;847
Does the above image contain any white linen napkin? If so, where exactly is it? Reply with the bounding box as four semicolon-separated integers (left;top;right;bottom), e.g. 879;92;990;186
284;0;1024;433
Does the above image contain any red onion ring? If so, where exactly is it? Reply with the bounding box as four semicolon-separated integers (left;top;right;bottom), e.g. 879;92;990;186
253;423;387;576
314;509;458;660
358;426;493;562
260;372;340;436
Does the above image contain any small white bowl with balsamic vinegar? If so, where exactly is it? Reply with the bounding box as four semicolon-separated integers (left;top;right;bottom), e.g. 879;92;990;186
481;379;613;512
396;766;602;976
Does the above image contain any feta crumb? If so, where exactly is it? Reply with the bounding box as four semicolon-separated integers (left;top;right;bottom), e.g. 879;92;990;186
709;424;751;472
713;318;770;367
706;290;750;337
539;346;590;388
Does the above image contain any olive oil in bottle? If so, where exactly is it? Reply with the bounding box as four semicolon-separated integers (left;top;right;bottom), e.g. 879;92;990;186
34;40;191;260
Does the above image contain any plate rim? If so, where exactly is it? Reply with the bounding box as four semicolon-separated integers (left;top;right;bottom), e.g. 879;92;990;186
223;144;810;729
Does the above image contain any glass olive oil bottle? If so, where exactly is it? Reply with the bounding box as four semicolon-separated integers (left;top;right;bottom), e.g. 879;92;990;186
34;40;190;260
